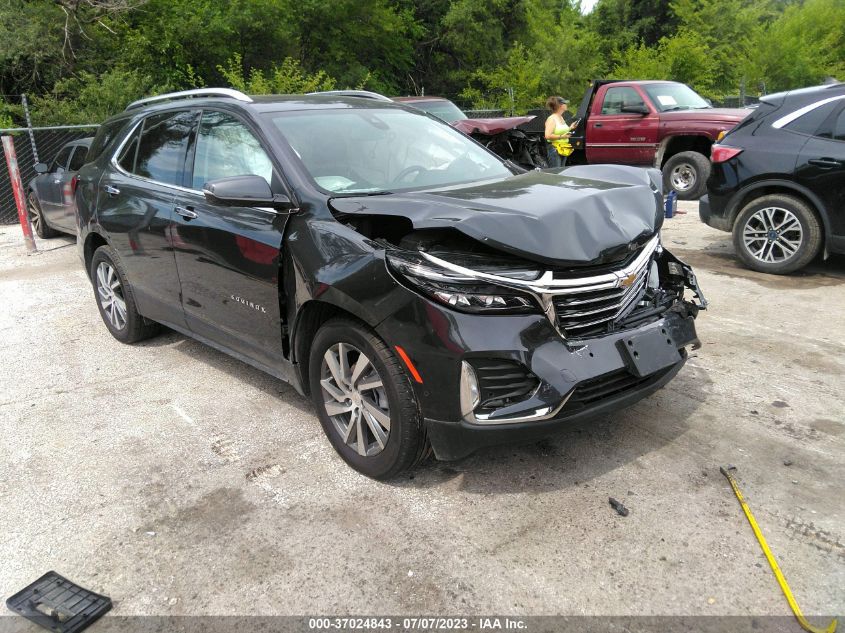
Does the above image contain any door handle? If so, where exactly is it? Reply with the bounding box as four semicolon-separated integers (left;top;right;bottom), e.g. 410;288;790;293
103;185;120;196
808;158;841;168
594;123;603;128
175;205;198;219
52;179;61;184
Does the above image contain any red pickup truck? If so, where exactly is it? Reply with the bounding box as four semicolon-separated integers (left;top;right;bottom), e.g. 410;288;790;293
568;80;751;199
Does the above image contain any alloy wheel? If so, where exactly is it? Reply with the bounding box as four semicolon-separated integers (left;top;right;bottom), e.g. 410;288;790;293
670;163;696;192
320;343;390;457
96;261;128;330
27;194;41;234
742;206;803;264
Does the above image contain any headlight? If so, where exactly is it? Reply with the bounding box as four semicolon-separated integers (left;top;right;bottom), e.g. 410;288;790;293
386;251;539;314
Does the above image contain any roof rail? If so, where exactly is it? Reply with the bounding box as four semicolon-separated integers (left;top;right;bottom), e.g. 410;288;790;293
126;88;253;111
306;90;393;102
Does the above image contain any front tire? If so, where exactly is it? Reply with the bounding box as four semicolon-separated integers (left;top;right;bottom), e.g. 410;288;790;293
732;194;822;274
309;318;428;479
90;245;160;343
27;191;59;238
662;151;710;200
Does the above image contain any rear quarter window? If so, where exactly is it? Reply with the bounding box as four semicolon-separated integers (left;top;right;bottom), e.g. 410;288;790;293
87;118;130;162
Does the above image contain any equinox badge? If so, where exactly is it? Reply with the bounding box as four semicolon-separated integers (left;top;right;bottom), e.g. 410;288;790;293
230;294;267;313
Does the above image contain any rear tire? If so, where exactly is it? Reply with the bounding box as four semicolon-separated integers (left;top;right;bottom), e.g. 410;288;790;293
90;245;160;343
662;151;710;200
309;318;429;479
27;191;59;238
732;194;822;274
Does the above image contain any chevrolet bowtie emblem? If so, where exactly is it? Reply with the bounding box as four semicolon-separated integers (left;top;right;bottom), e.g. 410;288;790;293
619;273;638;288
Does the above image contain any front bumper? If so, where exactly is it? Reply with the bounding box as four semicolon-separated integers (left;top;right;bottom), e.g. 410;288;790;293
427;351;686;460
377;295;700;461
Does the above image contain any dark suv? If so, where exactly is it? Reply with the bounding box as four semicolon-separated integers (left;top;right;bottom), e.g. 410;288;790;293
700;82;845;274
76;88;705;478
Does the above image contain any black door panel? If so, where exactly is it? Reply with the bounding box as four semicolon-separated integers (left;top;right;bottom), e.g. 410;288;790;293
796;106;845;238
171;109;288;369
95;174;187;328
171;194;286;369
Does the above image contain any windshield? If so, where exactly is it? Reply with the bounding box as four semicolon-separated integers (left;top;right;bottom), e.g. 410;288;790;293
406;100;468;123
268;108;511;194
644;84;711;112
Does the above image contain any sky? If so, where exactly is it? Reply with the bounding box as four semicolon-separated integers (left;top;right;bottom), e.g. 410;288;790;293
580;0;599;12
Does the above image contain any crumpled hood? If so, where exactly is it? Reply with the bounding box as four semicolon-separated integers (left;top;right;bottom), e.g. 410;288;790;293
330;164;664;267
452;115;537;136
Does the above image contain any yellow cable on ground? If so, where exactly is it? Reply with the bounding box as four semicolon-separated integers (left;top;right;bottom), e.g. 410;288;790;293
720;466;837;633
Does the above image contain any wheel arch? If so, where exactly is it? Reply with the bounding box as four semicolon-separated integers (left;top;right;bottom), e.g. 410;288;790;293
726;180;830;244
83;231;109;280
656;135;713;168
291;300;370;396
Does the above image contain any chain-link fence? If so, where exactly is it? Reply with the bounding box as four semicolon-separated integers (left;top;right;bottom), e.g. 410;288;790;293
1;93;100;224
0;124;100;224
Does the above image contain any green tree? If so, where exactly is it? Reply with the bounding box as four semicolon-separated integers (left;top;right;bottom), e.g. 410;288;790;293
747;0;845;92
613;29;718;96
218;54;337;94
29;69;158;125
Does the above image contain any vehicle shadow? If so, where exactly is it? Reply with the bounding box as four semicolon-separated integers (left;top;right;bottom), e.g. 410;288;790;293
136;325;712;493
671;233;845;290
136;329;314;416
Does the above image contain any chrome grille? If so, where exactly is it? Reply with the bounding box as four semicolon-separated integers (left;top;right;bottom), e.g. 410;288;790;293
551;258;650;339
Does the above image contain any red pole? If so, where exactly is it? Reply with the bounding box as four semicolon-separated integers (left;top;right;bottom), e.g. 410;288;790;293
2;135;37;252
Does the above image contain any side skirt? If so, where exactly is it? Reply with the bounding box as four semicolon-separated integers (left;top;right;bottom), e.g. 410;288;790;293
155;318;306;396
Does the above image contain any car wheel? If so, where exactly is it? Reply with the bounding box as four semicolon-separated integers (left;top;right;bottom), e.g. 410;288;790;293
90;245;160;343
732;194;822;274
309;318;429;479
27;191;59;238
662;151;710;200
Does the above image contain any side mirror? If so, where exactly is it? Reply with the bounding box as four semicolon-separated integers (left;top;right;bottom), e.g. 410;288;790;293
34;162;49;174
202;175;296;211
621;104;649;115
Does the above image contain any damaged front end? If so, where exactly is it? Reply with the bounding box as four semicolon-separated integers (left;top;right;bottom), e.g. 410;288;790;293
330;166;705;459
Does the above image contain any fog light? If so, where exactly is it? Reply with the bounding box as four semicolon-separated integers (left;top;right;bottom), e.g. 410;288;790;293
459;361;480;417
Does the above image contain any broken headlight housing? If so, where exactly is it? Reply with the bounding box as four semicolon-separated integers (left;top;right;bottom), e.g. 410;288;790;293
386;250;539;314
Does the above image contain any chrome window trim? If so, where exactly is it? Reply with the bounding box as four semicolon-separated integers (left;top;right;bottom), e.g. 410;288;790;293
771;95;845;129
109;115;282;215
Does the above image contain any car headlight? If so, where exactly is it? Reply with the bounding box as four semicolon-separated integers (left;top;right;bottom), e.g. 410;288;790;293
386;251;539;314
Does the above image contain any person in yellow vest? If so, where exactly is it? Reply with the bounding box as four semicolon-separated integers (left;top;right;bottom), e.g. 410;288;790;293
544;96;576;168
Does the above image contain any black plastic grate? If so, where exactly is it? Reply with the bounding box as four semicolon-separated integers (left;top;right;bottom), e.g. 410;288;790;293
6;571;112;633
470;359;539;409
563;365;674;412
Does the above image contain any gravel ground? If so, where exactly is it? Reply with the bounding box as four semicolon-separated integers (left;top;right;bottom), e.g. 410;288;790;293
0;201;842;624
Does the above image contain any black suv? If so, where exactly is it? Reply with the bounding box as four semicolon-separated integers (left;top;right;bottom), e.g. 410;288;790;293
76;88;705;478
700;82;845;274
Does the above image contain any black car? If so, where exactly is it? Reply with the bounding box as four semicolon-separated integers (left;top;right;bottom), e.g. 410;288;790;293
76;88;705;478
700;83;845;274
27;138;93;238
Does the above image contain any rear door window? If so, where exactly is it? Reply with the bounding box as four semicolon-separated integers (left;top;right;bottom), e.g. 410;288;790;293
68;146;87;171
133;110;198;186
87;118;128;162
817;104;845;141
779;98;843;136
51;146;73;173
117;125;141;173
